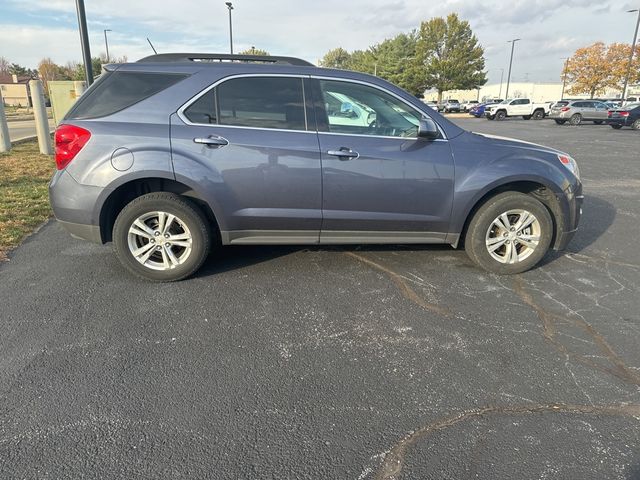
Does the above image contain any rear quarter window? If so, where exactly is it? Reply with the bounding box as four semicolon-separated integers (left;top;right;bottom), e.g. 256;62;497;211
65;71;188;120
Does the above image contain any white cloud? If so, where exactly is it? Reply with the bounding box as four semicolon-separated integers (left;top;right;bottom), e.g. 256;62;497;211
0;0;629;85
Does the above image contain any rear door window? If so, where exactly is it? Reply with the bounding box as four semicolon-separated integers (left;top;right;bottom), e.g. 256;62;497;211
183;77;309;131
66;71;188;120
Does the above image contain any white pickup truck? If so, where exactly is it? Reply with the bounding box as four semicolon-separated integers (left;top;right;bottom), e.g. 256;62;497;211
485;99;550;121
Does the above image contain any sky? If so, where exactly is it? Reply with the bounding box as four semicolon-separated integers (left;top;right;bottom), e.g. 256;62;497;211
0;0;638;84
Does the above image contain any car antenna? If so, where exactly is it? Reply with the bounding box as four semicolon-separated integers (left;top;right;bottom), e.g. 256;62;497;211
146;37;158;54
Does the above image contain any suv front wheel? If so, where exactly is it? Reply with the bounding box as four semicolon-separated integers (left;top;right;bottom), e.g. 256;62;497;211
464;192;553;274
113;192;212;282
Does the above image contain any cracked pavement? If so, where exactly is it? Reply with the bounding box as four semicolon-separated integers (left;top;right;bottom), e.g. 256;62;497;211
1;119;639;478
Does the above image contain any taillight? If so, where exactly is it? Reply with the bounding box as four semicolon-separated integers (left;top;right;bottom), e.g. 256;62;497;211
560;106;570;112
55;124;91;170
620;111;630;117
607;111;612;117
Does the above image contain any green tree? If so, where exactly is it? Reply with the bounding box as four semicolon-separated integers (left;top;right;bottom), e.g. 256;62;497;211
416;13;486;102
369;32;426;96
9;63;28;76
239;47;270;56
319;47;352;69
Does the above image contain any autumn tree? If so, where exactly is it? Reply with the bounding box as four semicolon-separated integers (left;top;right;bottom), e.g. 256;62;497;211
37;57;64;92
416;13;486;102
564;42;640;98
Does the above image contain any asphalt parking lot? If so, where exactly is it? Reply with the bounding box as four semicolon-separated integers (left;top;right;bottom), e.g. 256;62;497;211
1;118;639;479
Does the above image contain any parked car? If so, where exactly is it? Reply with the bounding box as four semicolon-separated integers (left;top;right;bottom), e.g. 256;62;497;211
548;100;610;125
461;100;480;112
49;52;582;281
469;101;501;118
423;100;439;110
438;99;461;113
485;99;549;120
607;103;640;130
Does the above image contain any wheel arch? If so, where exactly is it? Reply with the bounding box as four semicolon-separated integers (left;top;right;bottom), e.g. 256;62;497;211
453;179;565;249
97;176;221;244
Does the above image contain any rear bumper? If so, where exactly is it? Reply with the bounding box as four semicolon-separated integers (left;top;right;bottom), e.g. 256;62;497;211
49;169;107;244
606;119;630;126
56;220;103;243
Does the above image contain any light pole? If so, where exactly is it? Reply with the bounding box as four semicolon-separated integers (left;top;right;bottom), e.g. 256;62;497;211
560;57;569;100
74;0;93;85
504;38;521;100
498;68;504;99
621;8;640;102
225;2;234;55
103;29;112;63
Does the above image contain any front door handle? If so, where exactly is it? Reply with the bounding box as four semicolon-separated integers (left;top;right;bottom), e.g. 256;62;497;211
327;147;359;160
194;136;229;147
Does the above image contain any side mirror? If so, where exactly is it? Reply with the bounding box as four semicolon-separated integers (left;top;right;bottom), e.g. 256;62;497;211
340;102;357;118
418;117;439;140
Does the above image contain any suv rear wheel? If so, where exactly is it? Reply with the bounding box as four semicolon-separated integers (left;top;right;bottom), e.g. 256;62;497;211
569;113;582;126
113;192;211;282
464;192;553;274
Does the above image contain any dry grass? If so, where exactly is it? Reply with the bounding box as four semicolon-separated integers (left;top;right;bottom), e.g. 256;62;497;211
0;140;55;260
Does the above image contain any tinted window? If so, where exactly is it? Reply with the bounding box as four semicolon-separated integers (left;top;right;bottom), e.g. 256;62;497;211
184;90;217;124
217;77;306;130
319;80;423;138
66;71;187;120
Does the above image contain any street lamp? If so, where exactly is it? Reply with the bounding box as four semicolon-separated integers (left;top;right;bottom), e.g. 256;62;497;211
103;29;112;63
225;2;234;55
621;8;640;103
74;0;93;85
504;38;521;100
560;57;569;100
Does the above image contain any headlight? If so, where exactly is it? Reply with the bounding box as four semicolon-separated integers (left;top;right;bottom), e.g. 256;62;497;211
558;154;580;180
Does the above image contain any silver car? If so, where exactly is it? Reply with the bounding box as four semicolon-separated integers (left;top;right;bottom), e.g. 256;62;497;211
549;100;610;125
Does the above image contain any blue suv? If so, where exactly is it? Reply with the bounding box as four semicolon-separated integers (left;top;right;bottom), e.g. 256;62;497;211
49;53;582;281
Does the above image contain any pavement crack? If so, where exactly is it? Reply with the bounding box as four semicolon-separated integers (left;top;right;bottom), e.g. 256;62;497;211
345;252;452;318
374;402;640;480
513;276;640;386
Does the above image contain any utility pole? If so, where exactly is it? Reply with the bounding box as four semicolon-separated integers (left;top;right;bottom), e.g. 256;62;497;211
103;29;112;63
75;0;93;85
505;38;521;100
622;8;640;102
560;57;569;100
225;2;234;54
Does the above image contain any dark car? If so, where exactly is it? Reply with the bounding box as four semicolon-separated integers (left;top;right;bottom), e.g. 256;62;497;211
607;103;640;130
469;101;500;118
49;53;582;281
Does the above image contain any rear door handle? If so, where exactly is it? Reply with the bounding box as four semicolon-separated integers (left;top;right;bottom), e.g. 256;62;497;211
194;136;228;147
327;147;359;160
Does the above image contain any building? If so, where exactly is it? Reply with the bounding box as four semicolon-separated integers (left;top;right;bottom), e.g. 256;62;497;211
0;74;31;107
423;82;640;103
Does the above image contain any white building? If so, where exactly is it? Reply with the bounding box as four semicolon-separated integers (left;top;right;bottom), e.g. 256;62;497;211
423;82;640;103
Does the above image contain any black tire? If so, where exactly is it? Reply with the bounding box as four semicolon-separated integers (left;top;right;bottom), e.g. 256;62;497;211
554;119;567;125
464;192;553;275
632;119;640;130
532;109;545;120
569;113;582;126
522;115;532;120
593;120;603;125
487;115;495;121
113;192;212;282
611;124;623;130
495;110;507;121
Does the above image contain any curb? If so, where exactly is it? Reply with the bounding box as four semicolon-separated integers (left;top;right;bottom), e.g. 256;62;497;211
11;135;38;145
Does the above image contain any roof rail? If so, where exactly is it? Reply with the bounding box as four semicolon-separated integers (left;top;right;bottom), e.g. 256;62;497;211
137;53;314;67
